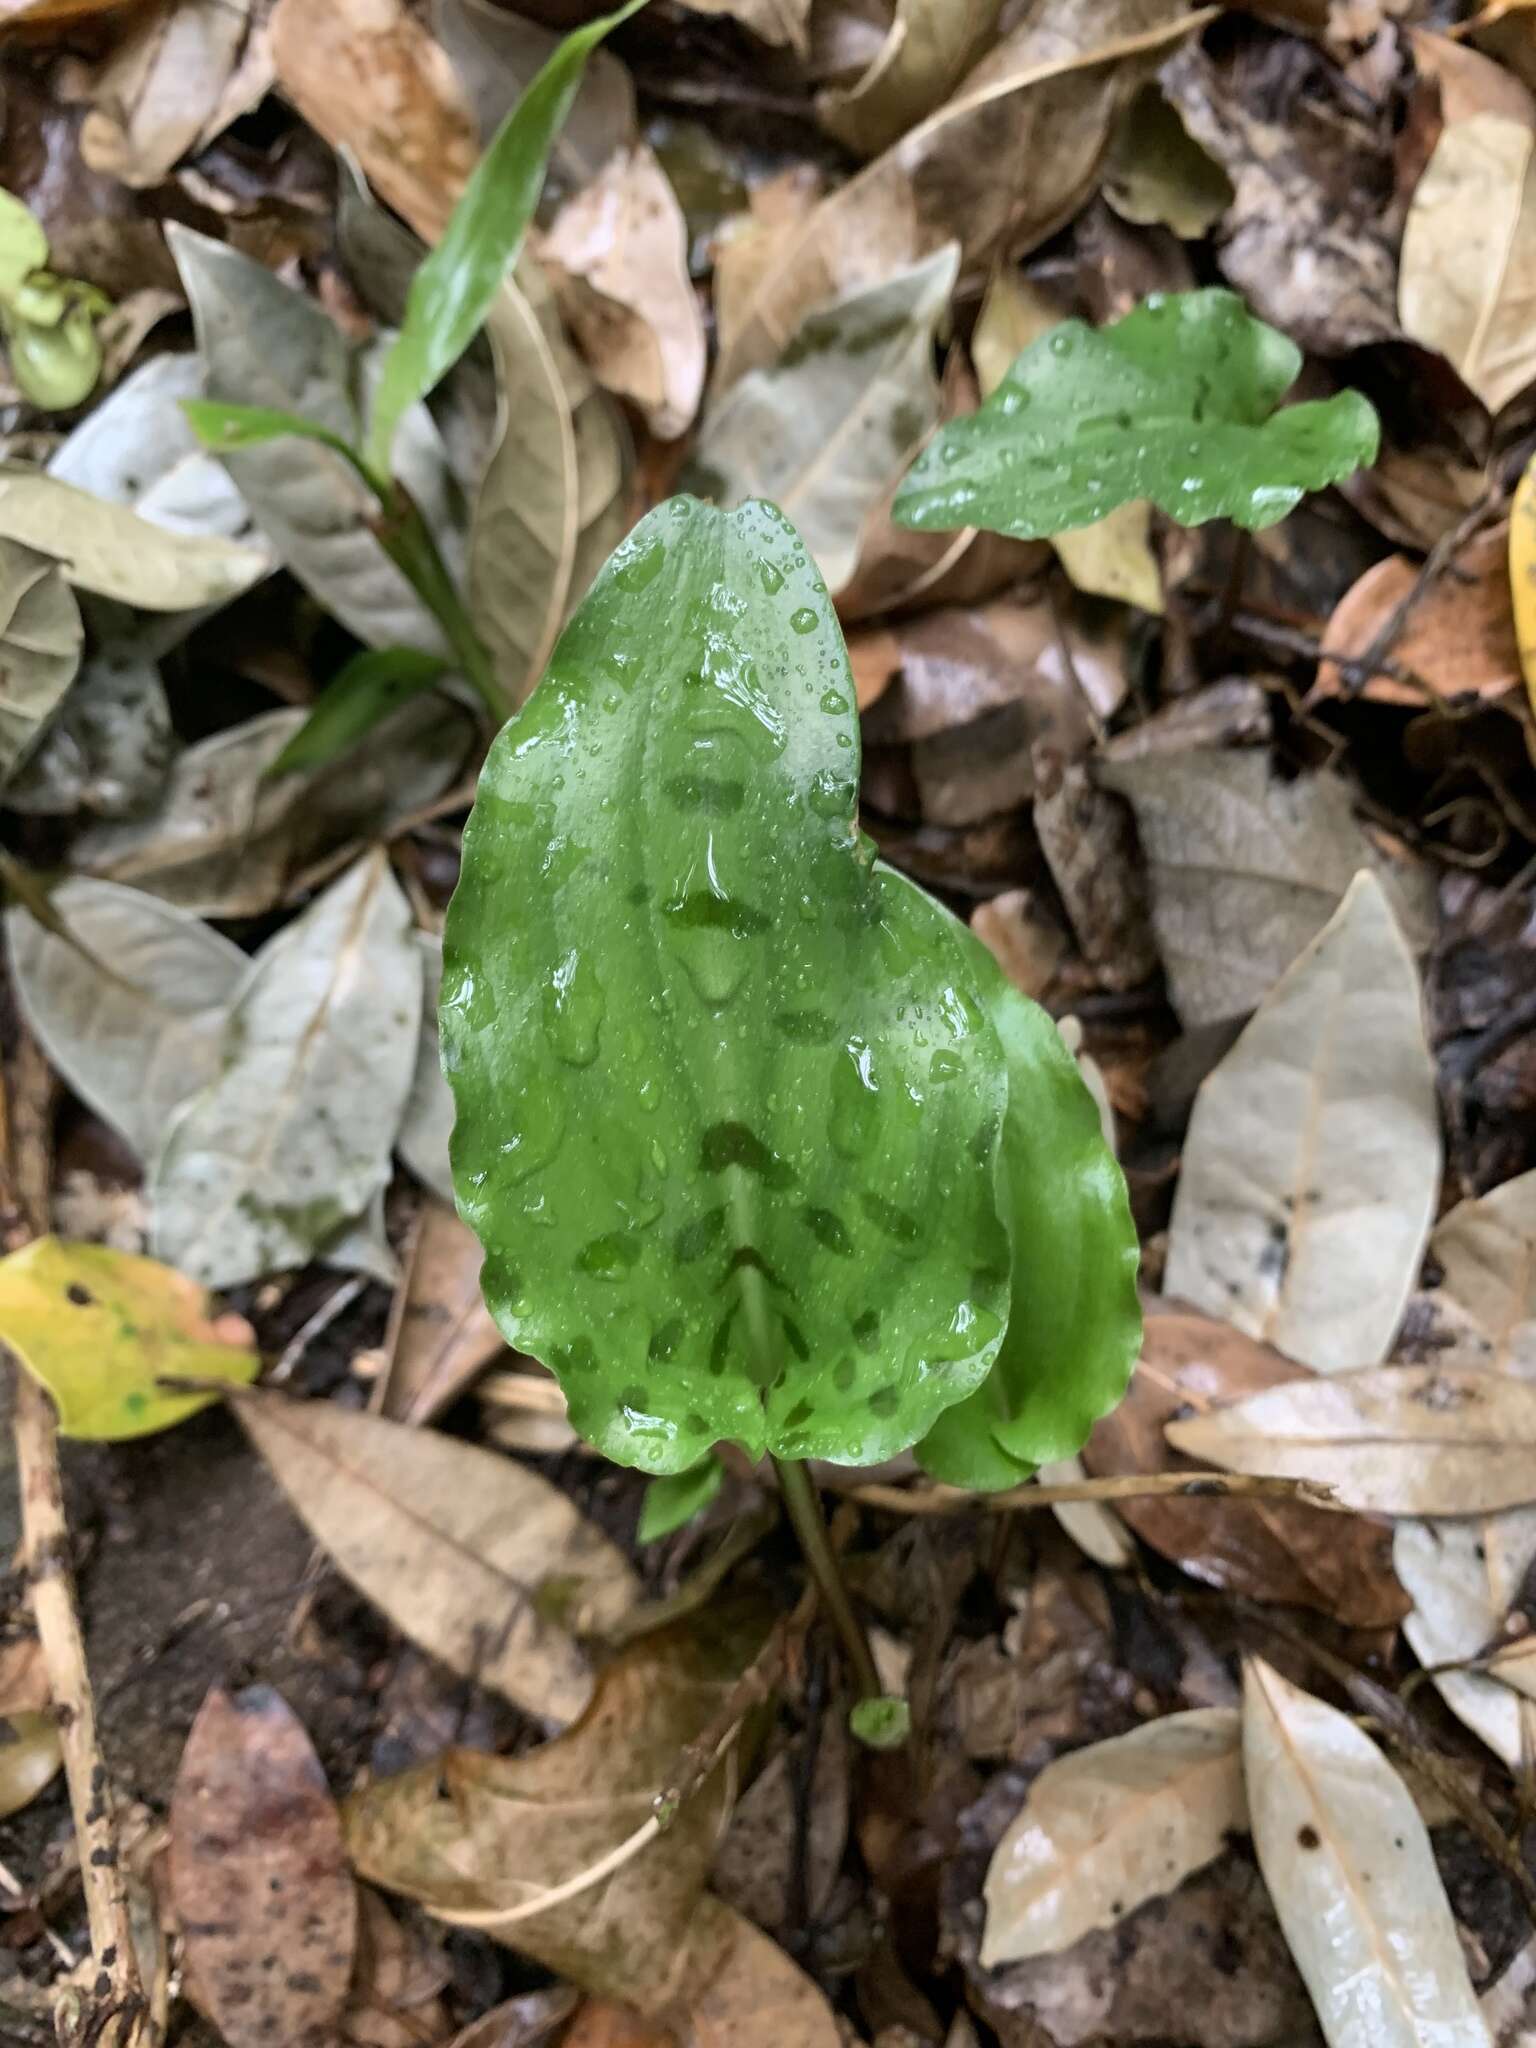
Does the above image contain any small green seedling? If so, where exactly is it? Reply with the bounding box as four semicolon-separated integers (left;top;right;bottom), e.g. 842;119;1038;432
442;493;1141;1731
894;287;1379;540
181;0;648;757
0;190;109;412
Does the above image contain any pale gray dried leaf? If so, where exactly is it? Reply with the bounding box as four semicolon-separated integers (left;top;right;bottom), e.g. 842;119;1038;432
0;468;266;613
1243;1658;1493;2048
77;701;472;918
1166;1365;1536;1516
6;877;245;1162
691;244;958;591
433;0;635;189
79;0;273;188
542;143;706;442
48;353;256;543
168;225;451;653
1429;1171;1536;1377
1099;749;1436;1026
1394;1513;1536;1770
150;853;423;1286
398;930;455;1206
981;1710;1244;1966
468;279;577;708
0;540;82;786
320;1189;399;1289
5;638;173;818
236;1391;639;1722
1165;874;1440;1373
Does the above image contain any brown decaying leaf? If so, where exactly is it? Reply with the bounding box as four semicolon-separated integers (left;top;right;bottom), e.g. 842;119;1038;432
447;1988;578;2048
345;1617;765;2008
816;0;1004;160
344;1888;453;2048
1163;873;1441;1375
79;0;274;189
381;1199;506;1424
1083;1308;1410;1626
1166;1362;1536;1515
235;1391;640;1724
541;143;706;443
170;1685;358;2048
1316;524;1520;706
1033;750;1158;990
980;1710;1245;1966
0;1709;62;1820
969;888;1070;1002
715;0;1212;391
270;0;478;243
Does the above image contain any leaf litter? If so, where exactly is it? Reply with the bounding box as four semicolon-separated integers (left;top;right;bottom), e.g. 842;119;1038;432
18;4;1536;2046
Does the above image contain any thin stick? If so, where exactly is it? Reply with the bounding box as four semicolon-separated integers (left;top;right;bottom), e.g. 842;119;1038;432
13;1369;147;2038
849;1469;1342;1516
774;1457;882;1701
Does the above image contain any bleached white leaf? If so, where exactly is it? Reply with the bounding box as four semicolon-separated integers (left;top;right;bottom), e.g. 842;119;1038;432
1165;871;1441;1373
397;930;455;1205
1243;1657;1491;2048
1393;1513;1536;1770
981;1709;1244;1966
1429;1170;1536;1378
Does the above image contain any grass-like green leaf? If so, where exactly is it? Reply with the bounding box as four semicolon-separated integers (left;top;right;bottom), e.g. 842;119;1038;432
269;648;451;777
364;0;648;476
182;398;384;494
916;940;1142;1489
894;288;1380;539
442;496;1015;1476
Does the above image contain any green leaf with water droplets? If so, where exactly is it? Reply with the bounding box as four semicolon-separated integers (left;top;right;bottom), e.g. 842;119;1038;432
443;495;1016;1476
893;288;1380;540
916;944;1142;1490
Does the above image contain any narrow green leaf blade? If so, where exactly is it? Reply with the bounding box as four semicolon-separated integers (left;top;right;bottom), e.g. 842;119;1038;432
638;1454;725;1542
917;944;1141;1490
270;648;451;777
443;496;1012;1476
182;398;379;490
365;0;649;475
894;288;1380;539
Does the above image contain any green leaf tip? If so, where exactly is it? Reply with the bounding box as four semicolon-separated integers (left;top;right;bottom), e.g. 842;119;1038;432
443;494;1015;1477
850;1696;911;1750
894;288;1380;540
364;0;651;475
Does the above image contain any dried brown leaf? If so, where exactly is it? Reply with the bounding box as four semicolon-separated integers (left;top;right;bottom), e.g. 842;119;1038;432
170;1685;357;2048
382;1200;506;1425
1084;1308;1411;1625
1316;525;1520;706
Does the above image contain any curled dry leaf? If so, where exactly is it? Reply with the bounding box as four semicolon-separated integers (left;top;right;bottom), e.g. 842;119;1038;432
0;1711;62;1820
0;1235;257;1439
542;143;706;443
343;1887;453;2048
1316;525;1519;705
692;244;957;592
1167;1363;1536;1515
7;876;245;1161
816;0;1003;159
1394;1512;1536;1769
1083;1309;1410;1626
1242;1658;1493;2048
270;0;478;243
381;1199;505;1424
715;0;1210;391
150;852;422;1288
1101;82;1232;238
345;1616;764;2003
237;1390;639;1723
1163;872;1441;1372
981;1710;1245;1966
1098;749;1437;1028
0;539;81;787
1399;33;1536;413
79;0;275;189
0;466;266;612
170;1685;358;2048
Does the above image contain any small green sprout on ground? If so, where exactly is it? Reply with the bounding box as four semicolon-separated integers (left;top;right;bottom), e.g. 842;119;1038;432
0;190;109;412
180;0;648;770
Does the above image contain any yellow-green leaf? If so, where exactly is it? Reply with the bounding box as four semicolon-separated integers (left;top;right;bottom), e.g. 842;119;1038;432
0;1711;62;1820
0;1237;258;1439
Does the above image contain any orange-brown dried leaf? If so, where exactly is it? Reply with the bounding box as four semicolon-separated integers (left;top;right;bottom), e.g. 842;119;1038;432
1083;1307;1410;1626
1316;524;1519;706
170;1685;358;2048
